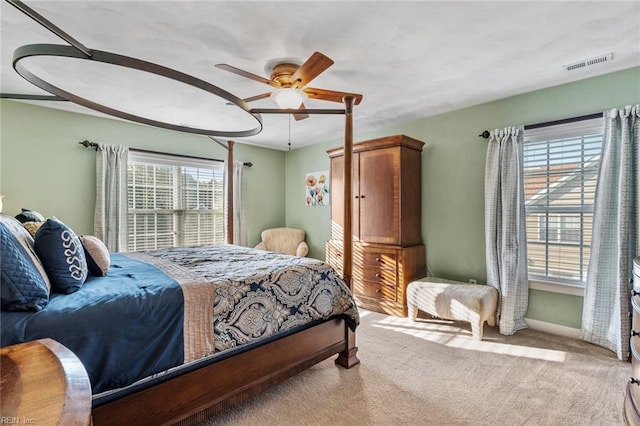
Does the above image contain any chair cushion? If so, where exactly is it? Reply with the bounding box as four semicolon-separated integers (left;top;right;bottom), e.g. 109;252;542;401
259;228;307;256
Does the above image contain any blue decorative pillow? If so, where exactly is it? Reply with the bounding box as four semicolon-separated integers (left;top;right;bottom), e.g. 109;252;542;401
34;218;88;294
15;208;45;224
0;214;50;289
0;221;50;311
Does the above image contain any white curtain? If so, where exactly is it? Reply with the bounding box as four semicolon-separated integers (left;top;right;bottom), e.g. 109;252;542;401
94;143;129;252
581;104;640;360
484;126;529;335
232;160;248;246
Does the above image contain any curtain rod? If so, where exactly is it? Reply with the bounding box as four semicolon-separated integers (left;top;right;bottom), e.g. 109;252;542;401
478;112;603;139
78;140;253;167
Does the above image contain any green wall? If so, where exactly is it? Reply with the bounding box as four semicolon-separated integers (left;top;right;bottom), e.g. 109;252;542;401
0;100;286;247
284;66;640;329
2;67;638;330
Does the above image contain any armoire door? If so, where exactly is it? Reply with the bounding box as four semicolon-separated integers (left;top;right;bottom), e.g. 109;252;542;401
357;147;400;244
329;153;345;241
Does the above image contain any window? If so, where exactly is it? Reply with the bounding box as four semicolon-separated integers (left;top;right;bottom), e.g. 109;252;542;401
127;151;225;252
523;117;603;285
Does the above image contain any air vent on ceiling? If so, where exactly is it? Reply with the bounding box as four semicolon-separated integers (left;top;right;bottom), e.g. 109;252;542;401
564;52;614;71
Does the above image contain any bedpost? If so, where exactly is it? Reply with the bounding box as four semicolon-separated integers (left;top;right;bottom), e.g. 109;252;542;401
227;140;234;245
341;97;354;290
336;95;360;369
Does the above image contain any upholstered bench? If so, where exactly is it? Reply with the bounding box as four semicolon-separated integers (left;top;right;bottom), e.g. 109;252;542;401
407;277;498;340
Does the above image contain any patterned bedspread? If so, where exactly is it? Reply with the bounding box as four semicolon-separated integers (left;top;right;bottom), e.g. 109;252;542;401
133;244;359;353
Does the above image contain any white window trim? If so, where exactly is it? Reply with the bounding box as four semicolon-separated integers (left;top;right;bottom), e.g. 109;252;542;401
127;150;225;252
529;278;585;296
524;116;602;289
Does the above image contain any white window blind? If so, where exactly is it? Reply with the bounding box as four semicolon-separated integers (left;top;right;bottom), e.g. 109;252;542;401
523;117;603;285
127;151;225;252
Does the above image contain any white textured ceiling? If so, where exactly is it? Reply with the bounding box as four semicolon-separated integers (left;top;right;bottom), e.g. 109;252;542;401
2;1;639;150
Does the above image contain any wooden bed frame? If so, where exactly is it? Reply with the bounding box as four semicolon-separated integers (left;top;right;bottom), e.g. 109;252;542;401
0;97;360;425
93;320;357;425
94;96;359;425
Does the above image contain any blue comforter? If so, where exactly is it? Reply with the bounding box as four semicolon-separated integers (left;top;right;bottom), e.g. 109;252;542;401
0;254;184;393
1;245;360;397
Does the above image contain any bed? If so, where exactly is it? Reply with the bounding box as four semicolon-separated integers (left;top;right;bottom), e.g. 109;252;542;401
1;97;360;425
0;214;360;425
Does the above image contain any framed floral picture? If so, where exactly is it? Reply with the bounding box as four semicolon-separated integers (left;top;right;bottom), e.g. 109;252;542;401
305;170;330;206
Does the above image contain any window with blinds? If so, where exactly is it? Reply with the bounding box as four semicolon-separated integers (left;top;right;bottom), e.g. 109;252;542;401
523;117;603;285
127;151;225;252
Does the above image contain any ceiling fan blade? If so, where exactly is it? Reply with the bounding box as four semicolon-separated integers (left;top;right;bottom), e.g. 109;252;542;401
293;102;309;121
291;52;334;89
215;64;278;87
304;87;363;105
226;92;272;105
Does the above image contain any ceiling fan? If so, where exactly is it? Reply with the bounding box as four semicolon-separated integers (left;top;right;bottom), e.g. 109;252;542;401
216;51;363;121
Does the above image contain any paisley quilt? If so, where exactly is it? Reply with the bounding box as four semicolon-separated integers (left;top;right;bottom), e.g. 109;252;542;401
1;244;359;395
134;244;359;352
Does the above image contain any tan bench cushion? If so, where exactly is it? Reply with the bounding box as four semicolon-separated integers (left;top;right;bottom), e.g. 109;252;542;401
407;277;498;340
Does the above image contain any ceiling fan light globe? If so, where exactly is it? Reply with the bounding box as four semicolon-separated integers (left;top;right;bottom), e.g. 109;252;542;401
271;88;307;109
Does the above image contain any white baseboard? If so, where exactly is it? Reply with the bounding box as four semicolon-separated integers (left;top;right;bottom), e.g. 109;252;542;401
525;317;581;339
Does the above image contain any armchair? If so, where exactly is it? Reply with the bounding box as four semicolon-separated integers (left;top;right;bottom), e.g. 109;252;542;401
255;227;309;257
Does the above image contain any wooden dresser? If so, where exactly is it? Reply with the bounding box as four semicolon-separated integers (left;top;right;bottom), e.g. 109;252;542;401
326;134;426;316
626;256;640;425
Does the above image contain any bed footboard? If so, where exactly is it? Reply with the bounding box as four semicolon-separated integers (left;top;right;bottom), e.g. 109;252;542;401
92;318;358;426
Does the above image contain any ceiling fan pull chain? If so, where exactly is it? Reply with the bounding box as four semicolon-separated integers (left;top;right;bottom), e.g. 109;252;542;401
288;115;292;151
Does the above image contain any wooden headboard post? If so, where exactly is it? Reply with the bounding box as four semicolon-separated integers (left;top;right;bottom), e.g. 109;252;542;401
226;140;235;245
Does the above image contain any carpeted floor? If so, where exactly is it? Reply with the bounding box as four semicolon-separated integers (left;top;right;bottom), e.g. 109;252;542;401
201;309;629;425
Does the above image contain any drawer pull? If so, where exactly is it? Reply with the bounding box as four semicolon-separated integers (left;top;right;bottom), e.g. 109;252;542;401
632;330;640;337
631;378;640;386
632;289;640;297
375;273;381;277
375;257;382;262
375;288;381;294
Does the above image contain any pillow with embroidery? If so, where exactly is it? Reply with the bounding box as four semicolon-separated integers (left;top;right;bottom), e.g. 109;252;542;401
80;235;110;276
34;218;88;294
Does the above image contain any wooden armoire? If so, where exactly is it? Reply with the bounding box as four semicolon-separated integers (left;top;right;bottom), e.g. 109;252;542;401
326;134;426;317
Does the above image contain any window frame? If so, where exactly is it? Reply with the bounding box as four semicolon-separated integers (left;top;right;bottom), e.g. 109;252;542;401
523;116;603;291
127;150;226;252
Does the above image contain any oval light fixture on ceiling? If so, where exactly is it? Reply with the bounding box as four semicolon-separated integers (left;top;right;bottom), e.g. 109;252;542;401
12;43;263;138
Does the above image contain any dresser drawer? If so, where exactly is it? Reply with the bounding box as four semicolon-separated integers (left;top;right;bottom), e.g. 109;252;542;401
360;266;397;287
361;250;397;269
326;242;344;276
630;341;640;406
353;280;397;302
633;295;640;332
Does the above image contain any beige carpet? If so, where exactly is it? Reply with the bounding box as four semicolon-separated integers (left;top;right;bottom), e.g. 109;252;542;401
201;309;629;426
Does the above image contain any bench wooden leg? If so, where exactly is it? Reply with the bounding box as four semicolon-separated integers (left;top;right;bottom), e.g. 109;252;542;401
471;321;483;341
408;304;418;321
487;313;496;327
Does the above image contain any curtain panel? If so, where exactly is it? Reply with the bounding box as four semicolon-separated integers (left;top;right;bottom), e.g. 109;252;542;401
485;126;529;335
94;143;129;252
232;160;248;247
581;104;640;360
